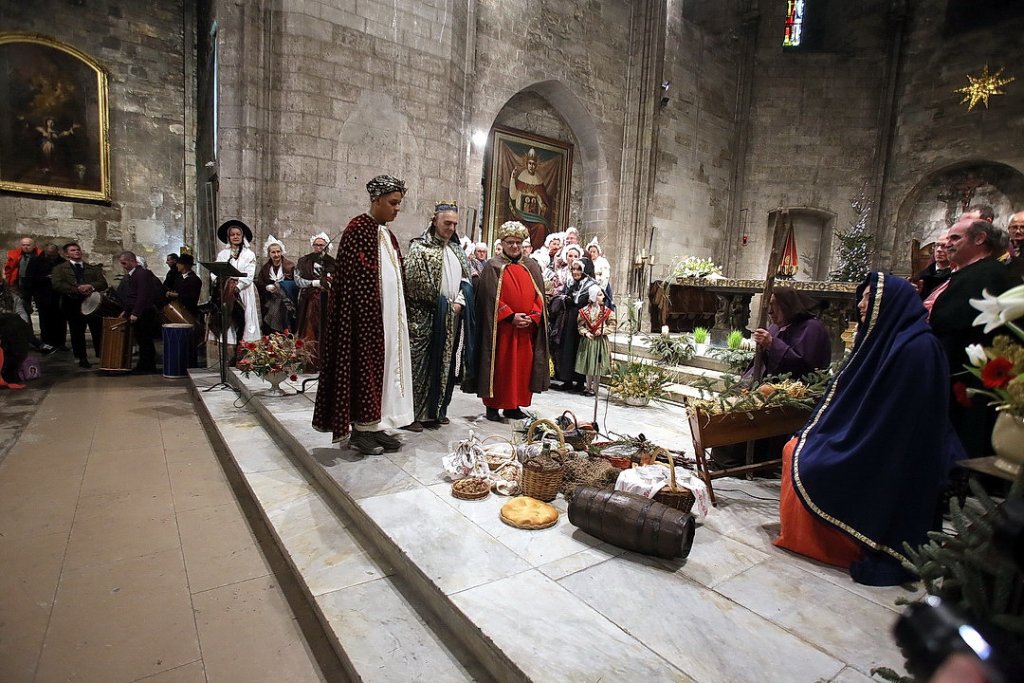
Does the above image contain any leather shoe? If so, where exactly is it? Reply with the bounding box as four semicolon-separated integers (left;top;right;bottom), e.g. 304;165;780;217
401;421;424;433
422;420;442;430
485;408;503;422
439;416;450;425
78;358;92;369
503;408;528;419
373;431;402;452
349;432;384;455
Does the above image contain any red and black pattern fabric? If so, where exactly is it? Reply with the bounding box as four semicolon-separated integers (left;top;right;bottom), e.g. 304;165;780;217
312;213;403;440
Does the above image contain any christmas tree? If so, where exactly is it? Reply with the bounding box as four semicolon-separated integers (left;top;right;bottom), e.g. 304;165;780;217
829;188;875;282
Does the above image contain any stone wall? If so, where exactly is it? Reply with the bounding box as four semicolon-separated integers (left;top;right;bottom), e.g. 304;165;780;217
880;0;1024;270
732;0;890;280
646;1;739;283
0;0;193;277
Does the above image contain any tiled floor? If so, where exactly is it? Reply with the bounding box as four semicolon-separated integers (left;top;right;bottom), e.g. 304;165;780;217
0;358;348;682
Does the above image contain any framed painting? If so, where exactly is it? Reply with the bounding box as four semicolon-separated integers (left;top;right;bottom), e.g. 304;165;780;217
482;126;572;250
0;34;110;201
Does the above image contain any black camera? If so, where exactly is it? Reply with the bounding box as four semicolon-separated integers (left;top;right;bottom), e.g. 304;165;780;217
892;499;1024;683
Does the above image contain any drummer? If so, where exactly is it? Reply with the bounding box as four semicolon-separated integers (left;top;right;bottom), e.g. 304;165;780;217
117;251;162;374
166;253;201;319
254;235;296;334
51;242;108;369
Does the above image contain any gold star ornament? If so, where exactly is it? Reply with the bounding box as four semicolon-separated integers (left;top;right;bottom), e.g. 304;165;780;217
955;65;1015;111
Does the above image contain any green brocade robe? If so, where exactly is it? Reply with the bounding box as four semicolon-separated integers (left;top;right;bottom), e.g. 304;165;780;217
403;229;474;422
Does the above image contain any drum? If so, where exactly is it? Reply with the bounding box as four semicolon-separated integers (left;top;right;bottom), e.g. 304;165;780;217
99;317;133;372
161;300;197;326
162;323;193;378
83;291;123;317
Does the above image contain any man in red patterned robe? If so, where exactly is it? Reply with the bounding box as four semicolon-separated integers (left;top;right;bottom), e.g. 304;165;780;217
464;221;549;421
312;175;415;454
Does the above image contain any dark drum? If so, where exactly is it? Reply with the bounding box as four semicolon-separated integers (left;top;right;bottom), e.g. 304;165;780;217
568;486;695;559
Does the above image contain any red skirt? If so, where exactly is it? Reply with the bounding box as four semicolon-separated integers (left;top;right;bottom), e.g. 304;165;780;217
774;437;862;569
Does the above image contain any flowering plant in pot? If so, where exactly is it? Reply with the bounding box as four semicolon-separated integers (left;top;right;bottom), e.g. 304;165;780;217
959;284;1024;474
237;329;314;394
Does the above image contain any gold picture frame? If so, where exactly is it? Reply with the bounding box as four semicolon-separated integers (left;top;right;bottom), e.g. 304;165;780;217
482;125;572;250
0;33;111;201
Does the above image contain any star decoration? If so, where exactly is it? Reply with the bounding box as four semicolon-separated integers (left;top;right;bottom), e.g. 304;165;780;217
955;65;1015;111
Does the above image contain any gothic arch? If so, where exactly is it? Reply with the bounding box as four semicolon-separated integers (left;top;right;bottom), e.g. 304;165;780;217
485;79;612;241
891;160;1024;270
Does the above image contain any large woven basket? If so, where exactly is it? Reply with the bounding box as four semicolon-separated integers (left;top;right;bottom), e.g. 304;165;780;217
521;419;566;502
651;448;695;513
558;410;598;451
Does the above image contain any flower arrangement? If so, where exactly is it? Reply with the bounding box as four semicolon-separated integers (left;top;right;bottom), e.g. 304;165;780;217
671;255;723;279
237;329;314;382
959;284;1024;418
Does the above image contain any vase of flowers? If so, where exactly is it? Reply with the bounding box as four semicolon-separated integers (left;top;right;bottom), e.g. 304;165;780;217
964;284;1024;474
236;330;314;397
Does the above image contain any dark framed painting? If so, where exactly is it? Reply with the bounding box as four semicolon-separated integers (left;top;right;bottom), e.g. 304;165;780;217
0;34;110;201
482;126;572;250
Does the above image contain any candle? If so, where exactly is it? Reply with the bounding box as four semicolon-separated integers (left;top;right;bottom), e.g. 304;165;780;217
661;325;669;337
641;247;648;259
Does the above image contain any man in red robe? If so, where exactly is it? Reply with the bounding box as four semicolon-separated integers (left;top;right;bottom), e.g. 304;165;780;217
465;221;549;421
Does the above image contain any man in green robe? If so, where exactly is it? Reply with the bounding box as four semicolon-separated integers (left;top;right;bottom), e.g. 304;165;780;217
402;201;476;430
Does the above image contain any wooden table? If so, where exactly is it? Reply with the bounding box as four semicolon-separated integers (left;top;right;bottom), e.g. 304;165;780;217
687;404;812;505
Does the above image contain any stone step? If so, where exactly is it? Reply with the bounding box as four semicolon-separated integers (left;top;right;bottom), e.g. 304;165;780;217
209;369;696;682
190;371;489;683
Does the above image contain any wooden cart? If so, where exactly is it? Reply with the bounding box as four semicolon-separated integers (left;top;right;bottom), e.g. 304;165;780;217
687;404;812;505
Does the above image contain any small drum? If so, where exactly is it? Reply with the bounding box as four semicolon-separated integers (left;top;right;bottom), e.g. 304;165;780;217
99;316;133;372
162;323;193;378
82;291;123;317
161;300;197;326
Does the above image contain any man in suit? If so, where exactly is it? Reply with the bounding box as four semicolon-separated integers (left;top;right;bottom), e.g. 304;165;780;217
118;251;162;373
51;242;108;368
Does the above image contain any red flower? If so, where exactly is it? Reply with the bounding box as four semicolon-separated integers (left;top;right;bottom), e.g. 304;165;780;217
981;357;1014;389
284;328;290;336
952;382;972;408
295;339;304;348
289;374;298;382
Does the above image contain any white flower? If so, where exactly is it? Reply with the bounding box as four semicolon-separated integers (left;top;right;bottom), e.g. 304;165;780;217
965;343;988;367
970;284;1024;334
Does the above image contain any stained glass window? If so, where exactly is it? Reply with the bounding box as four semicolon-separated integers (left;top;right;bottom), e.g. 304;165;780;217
783;0;805;47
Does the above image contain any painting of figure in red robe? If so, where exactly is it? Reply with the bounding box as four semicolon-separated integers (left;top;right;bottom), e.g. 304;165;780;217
483;126;572;252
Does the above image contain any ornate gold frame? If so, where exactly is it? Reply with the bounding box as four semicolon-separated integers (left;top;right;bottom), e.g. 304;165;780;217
0;33;110;201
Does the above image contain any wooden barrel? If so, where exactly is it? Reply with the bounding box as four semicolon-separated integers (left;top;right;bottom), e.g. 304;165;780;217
568;486;695;559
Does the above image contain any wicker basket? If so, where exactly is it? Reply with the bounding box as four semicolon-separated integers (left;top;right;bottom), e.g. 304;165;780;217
521;419;566;502
651;448;695;513
558;410;598;451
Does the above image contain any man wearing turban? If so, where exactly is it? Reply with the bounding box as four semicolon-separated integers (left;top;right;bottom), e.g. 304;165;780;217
312;175;415;454
464;221;549;421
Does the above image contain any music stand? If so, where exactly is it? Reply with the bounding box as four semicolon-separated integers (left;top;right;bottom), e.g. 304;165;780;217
200;261;245;391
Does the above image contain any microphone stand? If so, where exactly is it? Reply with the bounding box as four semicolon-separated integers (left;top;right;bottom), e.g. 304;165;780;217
199;260;245;392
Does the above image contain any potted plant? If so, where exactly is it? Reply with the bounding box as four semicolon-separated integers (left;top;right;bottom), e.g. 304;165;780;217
726;329;745;350
692;326;710;356
608;298;671;407
236;329;314;396
670;255;724;281
646;333;695;366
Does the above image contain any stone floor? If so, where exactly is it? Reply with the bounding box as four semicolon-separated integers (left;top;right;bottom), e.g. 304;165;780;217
0;355;348;682
196;369;920;683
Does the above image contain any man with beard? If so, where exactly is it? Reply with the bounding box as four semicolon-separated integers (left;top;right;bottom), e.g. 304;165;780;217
51;242;108;368
465;220;549;422
312;175;414;454
295;232;335;371
402;201;475;431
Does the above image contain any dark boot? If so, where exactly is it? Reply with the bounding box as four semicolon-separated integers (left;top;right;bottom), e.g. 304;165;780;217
503;408;528;419
373;431;402;452
485;408;502;422
349;431;384;455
